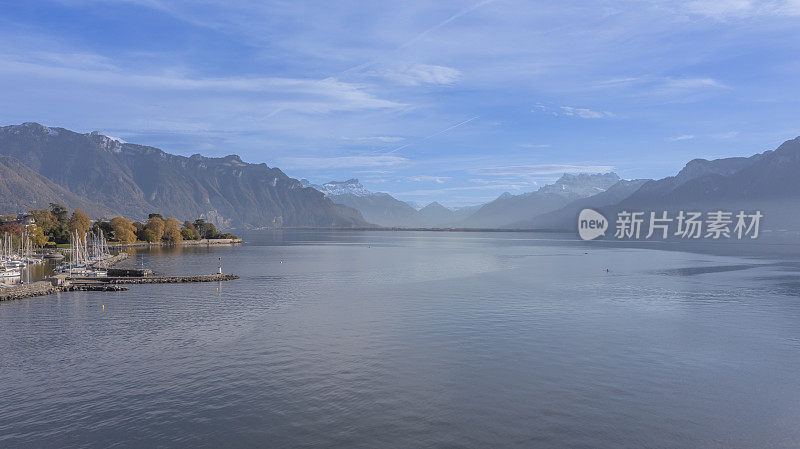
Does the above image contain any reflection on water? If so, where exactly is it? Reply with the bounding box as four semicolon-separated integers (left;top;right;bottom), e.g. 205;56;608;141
2;230;800;448
0;260;57;286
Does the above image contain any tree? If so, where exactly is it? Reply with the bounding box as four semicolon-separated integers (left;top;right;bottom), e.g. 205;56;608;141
193;219;218;239
50;203;69;224
29;209;57;234
143;216;165;243
68;209;92;238
148;213;164;220
49;203;70;244
29;224;48;247
110;217;137;244
92;220;113;237
163;217;183;243
0;222;23;235
181;221;201;240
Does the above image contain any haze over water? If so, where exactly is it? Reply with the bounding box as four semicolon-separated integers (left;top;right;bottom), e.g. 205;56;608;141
2;231;800;448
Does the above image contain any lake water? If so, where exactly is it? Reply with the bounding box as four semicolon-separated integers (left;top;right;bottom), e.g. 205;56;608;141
2;230;800;448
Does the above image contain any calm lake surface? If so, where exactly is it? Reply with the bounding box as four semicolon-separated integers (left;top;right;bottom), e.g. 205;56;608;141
2;230;800;448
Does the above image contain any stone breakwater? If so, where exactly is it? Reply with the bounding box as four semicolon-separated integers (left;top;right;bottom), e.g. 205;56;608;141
110;238;242;249
0;282;58;301
106;273;239;284
0;282;130;301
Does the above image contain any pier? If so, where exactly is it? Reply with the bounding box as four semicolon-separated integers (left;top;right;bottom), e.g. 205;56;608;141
0;252;238;302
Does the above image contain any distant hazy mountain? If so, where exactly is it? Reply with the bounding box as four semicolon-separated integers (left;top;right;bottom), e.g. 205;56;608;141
418;202;455;226
0;123;367;228
512;179;650;230
611;136;800;231
621;152;769;207
301;179;484;227
302;178;422;227
0;155;111;216
459;173;621;228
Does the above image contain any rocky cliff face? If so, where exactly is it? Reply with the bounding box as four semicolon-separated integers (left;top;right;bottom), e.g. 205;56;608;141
0;155;110;216
0;123;367;228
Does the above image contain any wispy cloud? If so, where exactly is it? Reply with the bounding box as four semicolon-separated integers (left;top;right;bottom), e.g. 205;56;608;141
669;134;695;141
409;175;451;183
560;106;614;119
0;53;403;115
472;164;615;177
685;0;800;18
345;136;406;144
594;76;728;98
532;104;614;119
365;64;462;86
279;155;409;169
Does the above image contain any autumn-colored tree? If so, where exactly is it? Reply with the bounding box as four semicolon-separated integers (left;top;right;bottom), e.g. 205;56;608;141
29;209;57;234
163;217;183;243
68;209;92;238
110;216;137;244
29;224;48;247
0;222;23;235
143;216;165;243
181;221;201;240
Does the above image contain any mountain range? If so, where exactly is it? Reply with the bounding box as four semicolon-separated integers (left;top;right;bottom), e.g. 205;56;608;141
0;123;367;228
301;178;480;227
458;173;623;228
2;122;799;232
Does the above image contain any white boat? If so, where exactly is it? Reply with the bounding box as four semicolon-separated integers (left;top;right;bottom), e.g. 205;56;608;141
0;267;21;278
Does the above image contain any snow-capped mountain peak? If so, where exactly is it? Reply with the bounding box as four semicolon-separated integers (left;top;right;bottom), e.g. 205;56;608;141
302;178;372;197
537;172;620;198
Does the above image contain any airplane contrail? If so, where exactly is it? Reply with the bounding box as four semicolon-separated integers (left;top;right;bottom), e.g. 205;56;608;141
341;0;497;76
385;116;480;155
399;0;497;50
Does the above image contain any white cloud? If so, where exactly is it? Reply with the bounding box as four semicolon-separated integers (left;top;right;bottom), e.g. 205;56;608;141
279;155;408;169
669;134;695;141
560;106;614;119
659;77;727;92
0;54;404;115
532;104;614;119
594;76;728;98
520;143;550;148
409;175;451;183
366;64;462;86
344;136;406;143
472;164;615;177
685;0;800;18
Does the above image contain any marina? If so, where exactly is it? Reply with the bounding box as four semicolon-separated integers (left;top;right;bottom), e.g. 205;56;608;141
0;229;239;301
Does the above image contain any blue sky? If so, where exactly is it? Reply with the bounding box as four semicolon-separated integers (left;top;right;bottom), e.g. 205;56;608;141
1;0;799;206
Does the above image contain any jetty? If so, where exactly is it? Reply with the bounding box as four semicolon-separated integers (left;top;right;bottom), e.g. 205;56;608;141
0;252;238;302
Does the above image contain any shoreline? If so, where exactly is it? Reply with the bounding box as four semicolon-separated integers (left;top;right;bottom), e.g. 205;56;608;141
1;244;240;301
